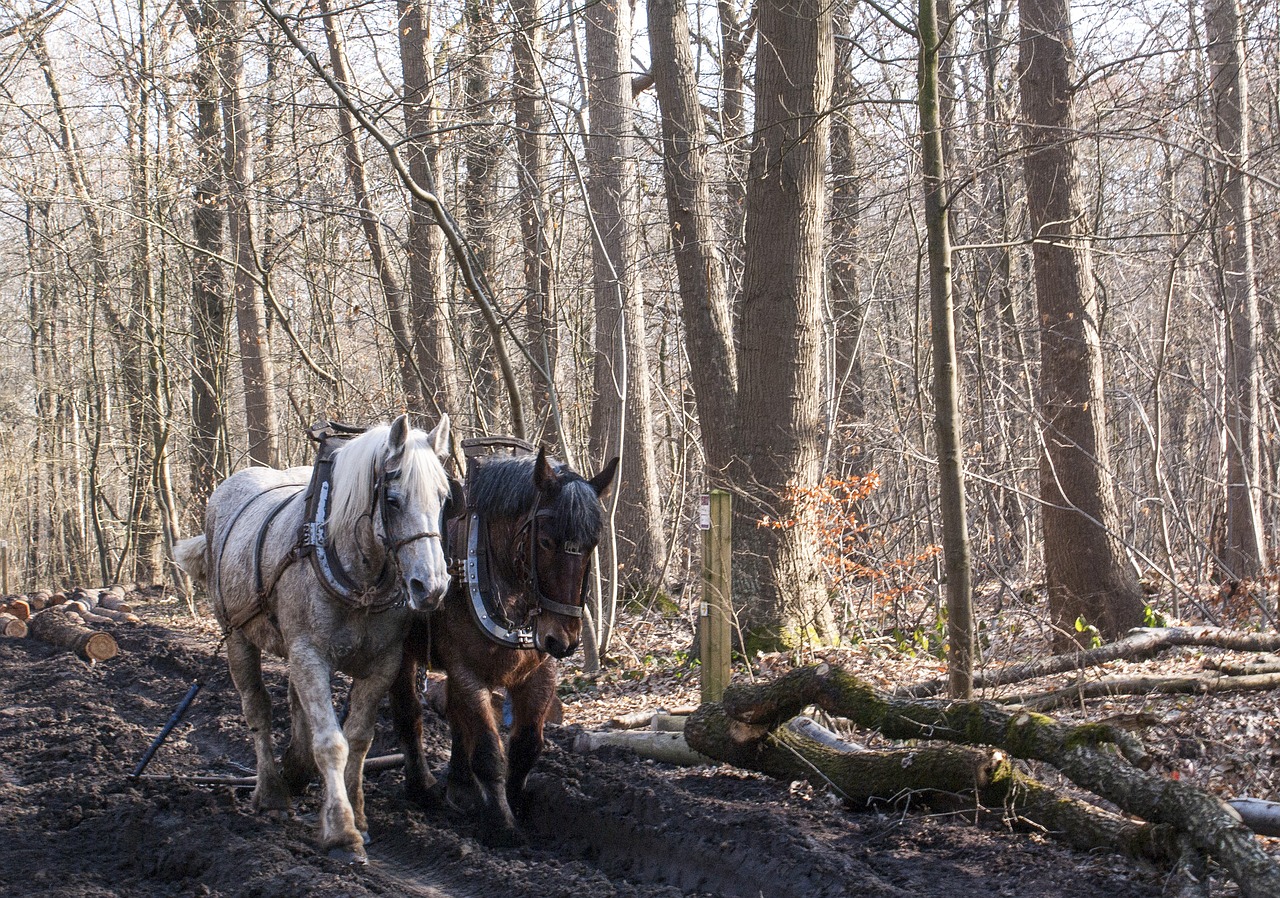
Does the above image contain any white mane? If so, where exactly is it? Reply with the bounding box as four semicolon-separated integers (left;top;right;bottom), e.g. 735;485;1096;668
326;423;448;539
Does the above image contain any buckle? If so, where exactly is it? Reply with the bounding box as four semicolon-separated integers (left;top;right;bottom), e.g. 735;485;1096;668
303;521;326;547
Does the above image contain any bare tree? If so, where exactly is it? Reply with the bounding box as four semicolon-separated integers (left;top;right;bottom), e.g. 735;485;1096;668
1206;0;1266;583
1018;0;1146;644
731;0;836;646
213;0;278;466
583;0;668;595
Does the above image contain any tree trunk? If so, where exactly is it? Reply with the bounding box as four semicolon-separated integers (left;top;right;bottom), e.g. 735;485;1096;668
178;0;229;514
396;0;464;423
511;0;561;450
584;0;668;596
214;0;278;467
462;0;502;430
828;0;865;465
647;0;738;478
1017;0;1146;645
319;0;421;412
717;0;750;305
1205;0;1265;583
731;0;835;648
919;0;974;698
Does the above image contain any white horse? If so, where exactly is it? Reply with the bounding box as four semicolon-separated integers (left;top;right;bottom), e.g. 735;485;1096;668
175;414;451;863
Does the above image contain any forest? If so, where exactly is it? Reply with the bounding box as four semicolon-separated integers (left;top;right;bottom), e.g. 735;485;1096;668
0;0;1276;671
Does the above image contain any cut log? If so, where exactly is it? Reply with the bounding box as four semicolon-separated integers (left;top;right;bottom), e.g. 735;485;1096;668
91;605;140;624
96;594;133;613
650;713;688;733
573;730;713;767
903;627;1280;698
692;663;1280;898
4;599;30;621
28;611;118;661
609;708;663;730
1229;799;1280;839
0;612;28;638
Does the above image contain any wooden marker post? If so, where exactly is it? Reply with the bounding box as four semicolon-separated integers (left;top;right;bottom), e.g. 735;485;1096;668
699;490;732;703
0;541;8;596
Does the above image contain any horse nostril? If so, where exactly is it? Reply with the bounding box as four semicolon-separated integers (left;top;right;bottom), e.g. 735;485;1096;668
409;578;427;601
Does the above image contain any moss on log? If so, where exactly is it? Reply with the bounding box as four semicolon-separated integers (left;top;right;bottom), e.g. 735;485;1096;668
689;664;1280;898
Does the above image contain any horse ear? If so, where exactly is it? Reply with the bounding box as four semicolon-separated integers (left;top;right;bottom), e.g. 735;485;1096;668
426;414;450;458
588;456;619;497
388;414;410;465
533;446;558;492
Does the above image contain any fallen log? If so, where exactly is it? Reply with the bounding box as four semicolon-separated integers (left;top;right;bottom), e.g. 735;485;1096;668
609;708;662;730
0;612;28;638
28;610;118;661
96;594;134;613
573;730;712;766
4;599;30;621
692;663;1280;898
902;627;1280;698
1229;799;1280;839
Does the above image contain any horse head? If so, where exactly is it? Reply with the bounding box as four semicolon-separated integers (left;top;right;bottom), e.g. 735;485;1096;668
330;414;454;611
524;449;618;659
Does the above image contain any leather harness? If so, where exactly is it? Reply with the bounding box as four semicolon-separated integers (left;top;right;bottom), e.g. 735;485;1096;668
214;421;452;634
455;437;591;650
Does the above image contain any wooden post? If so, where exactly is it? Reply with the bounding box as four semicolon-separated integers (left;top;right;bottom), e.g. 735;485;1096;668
0;541;8;596
700;490;732;703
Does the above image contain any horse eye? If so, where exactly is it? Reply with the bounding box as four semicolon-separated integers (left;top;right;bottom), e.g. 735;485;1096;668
385;494;403;510
537;535;555;552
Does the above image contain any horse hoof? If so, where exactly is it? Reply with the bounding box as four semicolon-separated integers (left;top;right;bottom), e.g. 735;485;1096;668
327;846;368;866
361;830;372;846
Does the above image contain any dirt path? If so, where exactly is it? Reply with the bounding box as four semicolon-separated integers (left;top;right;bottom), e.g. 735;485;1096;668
0;595;1165;897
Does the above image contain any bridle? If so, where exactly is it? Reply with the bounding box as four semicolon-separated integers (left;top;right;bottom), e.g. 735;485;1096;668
462;489;592;650
295;430;449;611
517;493;587;620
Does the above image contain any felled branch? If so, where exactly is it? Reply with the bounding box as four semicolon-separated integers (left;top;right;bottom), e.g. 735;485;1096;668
1007;671;1280;711
691;664;1280;898
902;627;1280;698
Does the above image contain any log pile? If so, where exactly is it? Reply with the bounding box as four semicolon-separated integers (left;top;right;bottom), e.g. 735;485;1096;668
684;637;1280;898
1;585;139;662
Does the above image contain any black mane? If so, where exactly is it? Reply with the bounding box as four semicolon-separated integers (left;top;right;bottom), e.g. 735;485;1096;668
470;454;603;546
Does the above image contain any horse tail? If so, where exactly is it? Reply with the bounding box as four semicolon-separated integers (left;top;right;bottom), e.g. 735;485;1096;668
173;535;209;585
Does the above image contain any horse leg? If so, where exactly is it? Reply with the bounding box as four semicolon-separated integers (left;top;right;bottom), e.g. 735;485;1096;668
341;655;400;843
389;652;438;807
281;682;318;795
506;660;555;818
225;631;290;815
288;646;365;863
446;675;517;845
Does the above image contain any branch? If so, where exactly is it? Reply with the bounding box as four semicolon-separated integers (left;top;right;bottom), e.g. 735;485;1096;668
259;0;526;438
901;627;1280;698
697;664;1280;898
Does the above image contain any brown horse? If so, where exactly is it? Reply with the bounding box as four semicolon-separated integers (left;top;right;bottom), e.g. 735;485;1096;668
389;445;617;845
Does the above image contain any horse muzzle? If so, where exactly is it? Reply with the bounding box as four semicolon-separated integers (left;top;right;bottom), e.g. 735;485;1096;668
405;571;449;612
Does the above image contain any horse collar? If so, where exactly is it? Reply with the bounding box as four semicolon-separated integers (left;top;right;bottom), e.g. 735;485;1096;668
298;439;402;612
465;512;537;649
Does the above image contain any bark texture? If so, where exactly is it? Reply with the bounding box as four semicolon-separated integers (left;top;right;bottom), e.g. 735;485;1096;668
731;0;835;646
1017;0;1145;644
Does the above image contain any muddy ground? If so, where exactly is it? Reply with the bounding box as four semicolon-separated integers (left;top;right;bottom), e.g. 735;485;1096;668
0;592;1173;897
